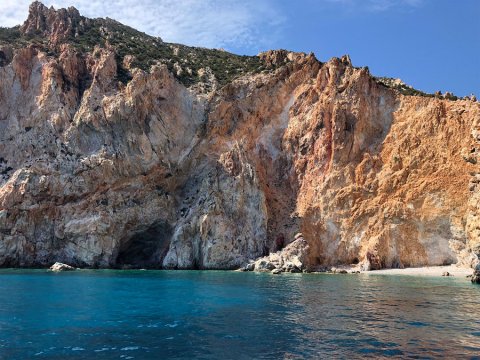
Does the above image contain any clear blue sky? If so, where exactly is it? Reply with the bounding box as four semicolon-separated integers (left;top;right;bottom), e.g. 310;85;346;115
2;0;479;96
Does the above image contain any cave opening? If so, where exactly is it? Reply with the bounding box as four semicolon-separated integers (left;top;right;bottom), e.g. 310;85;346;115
116;221;172;269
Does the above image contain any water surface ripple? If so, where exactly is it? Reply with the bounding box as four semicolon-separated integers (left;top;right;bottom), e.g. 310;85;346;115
0;270;479;359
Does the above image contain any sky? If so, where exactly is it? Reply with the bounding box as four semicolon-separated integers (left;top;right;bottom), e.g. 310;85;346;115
0;0;478;96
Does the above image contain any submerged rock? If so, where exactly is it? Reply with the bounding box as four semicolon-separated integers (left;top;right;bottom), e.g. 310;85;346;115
50;262;75;272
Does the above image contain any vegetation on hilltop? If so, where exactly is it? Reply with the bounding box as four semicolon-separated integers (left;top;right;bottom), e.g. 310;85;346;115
374;76;463;100
0;20;462;99
0;19;272;87
374;77;435;97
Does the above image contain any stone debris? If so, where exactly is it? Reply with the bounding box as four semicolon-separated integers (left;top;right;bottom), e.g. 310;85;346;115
241;237;309;273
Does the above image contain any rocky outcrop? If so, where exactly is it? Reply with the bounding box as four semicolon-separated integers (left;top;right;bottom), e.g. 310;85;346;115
0;3;479;270
244;235;309;273
21;1;86;45
50;262;75;271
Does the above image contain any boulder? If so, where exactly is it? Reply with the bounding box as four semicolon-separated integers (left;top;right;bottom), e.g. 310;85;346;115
50;262;75;271
255;260;276;272
284;262;301;273
289;267;302;273
244;262;255;271
248;237;309;273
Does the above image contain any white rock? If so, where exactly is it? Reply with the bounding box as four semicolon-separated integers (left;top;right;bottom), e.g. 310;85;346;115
50;262;75;271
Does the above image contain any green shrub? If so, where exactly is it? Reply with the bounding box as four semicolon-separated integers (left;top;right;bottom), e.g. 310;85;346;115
0;18;281;87
375;77;435;97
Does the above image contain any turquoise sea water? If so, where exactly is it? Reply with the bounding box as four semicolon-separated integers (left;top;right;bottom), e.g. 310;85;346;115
0;270;479;359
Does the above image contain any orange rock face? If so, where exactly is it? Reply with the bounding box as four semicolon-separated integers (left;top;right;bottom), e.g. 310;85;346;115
0;4;479;269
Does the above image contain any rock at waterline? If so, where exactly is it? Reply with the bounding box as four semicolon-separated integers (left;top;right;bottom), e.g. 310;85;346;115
50;262;76;272
284;262;302;273
471;265;480;284
255;260;277;272
244;263;255;271
472;273;480;284
329;267;348;274
246;237;309;273
272;268;283;275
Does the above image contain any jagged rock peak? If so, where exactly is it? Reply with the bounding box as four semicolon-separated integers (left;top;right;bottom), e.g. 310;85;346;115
20;1;84;44
340;54;352;66
258;49;315;67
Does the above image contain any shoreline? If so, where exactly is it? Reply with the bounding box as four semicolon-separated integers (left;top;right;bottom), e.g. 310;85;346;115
362;265;473;277
0;264;475;278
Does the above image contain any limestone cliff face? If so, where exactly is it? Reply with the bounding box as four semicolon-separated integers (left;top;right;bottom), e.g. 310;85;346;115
0;3;479;269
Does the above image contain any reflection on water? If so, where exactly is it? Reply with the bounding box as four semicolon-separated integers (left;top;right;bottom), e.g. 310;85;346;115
0;270;479;359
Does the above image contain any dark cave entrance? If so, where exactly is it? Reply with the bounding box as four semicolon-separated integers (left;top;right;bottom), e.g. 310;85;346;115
116;221;172;269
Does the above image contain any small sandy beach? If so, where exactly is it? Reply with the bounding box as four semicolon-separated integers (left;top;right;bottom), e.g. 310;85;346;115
364;265;473;277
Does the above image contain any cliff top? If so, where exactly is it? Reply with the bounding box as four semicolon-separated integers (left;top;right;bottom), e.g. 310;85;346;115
0;1;466;99
1;1;288;88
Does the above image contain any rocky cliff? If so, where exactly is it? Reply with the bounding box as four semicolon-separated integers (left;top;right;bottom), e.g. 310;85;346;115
0;2;479;270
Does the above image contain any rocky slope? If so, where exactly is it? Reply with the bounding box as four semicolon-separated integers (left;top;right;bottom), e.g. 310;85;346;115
0;2;479;270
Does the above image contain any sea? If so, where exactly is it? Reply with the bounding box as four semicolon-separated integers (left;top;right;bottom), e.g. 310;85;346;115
0;269;479;359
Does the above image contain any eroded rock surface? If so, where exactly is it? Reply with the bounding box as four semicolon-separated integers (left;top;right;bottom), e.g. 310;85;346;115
0;3;479;270
245;235;309;273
